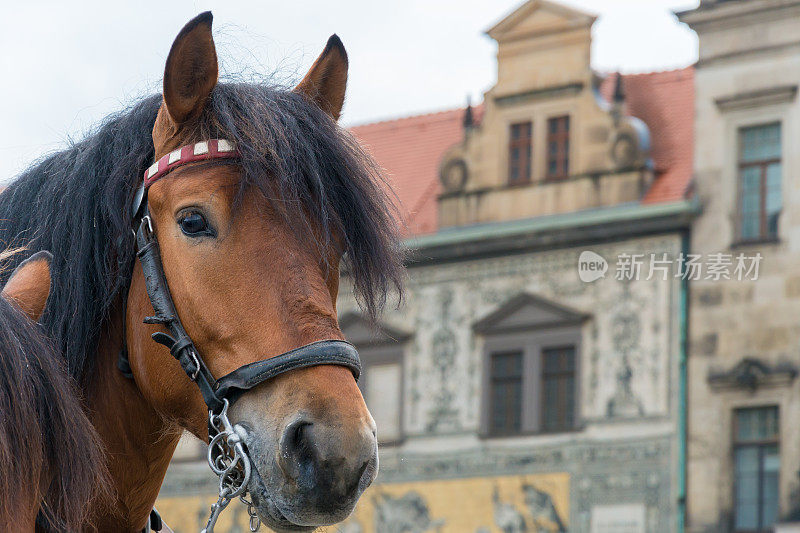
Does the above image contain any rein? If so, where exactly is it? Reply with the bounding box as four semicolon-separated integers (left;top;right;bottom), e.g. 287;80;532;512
122;139;362;532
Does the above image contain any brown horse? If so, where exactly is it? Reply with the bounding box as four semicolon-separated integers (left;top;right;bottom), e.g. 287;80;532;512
0;12;402;533
0;251;109;531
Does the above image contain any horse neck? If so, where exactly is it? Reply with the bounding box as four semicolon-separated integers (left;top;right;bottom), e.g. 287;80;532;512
85;308;181;531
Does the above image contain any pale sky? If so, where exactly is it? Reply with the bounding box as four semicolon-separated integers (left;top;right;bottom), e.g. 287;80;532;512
0;0;699;182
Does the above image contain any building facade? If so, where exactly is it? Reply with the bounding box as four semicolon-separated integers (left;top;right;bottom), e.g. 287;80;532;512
679;1;800;532
155;1;696;531
335;2;695;532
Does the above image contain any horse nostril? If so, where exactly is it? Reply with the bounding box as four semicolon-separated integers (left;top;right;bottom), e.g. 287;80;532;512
279;418;314;477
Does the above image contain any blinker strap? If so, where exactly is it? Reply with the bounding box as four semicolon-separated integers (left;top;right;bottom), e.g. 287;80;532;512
213;340;361;406
135;213;225;413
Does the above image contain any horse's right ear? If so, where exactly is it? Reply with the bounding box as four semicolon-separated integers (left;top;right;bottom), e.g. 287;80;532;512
2;251;52;321
163;12;218;125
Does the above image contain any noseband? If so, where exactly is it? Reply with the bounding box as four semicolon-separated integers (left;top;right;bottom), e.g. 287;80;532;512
123;139;361;533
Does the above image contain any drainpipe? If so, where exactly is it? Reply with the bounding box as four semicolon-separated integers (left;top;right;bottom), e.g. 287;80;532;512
678;231;689;533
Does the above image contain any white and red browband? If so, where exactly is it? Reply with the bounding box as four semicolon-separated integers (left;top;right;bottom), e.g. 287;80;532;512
143;139;239;188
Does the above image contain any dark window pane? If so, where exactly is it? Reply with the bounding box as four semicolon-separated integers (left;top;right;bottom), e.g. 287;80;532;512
509;122;532;185
740;214;760;241
738;124;782;241
734;407;780;531
489;351;523;435
741;123;781;163
546;115;570;178
541;346;576;432
736;406;779;442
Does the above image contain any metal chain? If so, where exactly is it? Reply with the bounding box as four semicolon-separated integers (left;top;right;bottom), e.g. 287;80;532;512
240;495;261;532
200;399;256;533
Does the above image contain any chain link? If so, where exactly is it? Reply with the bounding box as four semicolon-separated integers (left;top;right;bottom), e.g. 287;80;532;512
200;399;256;533
240;495;261;532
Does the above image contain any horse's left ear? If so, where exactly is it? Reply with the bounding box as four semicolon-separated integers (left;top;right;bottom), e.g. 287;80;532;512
294;34;349;121
2;251;52;321
163;11;219;125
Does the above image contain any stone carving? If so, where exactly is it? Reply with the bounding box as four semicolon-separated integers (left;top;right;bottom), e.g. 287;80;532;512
523;483;567;532
493;487;527;532
707;357;798;391
426;288;461;432
606;284;645;418
373;491;445;533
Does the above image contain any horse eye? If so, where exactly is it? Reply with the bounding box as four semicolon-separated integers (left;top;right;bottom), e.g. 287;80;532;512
178;212;211;237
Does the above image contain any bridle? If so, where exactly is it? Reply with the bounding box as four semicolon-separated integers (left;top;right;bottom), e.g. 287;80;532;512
122;139;362;533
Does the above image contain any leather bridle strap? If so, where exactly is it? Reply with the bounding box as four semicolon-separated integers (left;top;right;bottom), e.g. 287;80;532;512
135;212;225;413
214;340;360;406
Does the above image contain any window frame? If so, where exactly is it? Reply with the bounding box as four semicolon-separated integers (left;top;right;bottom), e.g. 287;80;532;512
481;327;581;438
732;405;780;533
508;121;533;186
735;122;782;244
546;115;570;180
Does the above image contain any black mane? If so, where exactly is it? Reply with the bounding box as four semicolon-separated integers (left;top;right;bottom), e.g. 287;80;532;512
0;84;403;385
0;288;109;529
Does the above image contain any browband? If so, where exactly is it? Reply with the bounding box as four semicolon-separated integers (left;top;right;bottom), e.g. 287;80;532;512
144;139;238;187
131;139;240;220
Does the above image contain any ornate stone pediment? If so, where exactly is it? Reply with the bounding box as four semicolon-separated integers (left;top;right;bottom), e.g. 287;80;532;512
486;0;596;43
339;311;412;347
707;357;798;392
473;292;589;335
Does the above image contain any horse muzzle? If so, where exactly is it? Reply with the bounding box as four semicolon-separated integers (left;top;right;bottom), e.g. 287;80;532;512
236;411;378;531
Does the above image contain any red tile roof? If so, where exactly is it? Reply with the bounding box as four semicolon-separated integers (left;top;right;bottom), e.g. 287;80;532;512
350;109;467;236
599;67;695;204
350;67;694;236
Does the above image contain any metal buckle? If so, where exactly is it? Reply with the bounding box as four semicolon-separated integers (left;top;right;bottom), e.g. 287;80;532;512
189;349;201;381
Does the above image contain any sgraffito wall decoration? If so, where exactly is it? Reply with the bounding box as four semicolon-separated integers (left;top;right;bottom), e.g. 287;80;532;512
155;472;569;533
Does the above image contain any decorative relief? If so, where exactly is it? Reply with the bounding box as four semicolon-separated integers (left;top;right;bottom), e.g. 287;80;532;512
339;235;681;431
426;288;461;432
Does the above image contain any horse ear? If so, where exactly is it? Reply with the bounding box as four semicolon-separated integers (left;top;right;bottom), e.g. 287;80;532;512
294;35;349;121
2;251;52;321
163;12;218;125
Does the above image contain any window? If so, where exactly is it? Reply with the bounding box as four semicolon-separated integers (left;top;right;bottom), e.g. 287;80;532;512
477;293;584;438
546;116;570;179
489;351;524;435
508;122;532;185
340;313;410;446
541;346;576;432
738;123;782;241
734;406;779;532
486;344;577;437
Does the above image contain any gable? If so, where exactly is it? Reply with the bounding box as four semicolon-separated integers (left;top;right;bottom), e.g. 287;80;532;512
339;311;412;347
486;0;596;42
473;292;589;335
